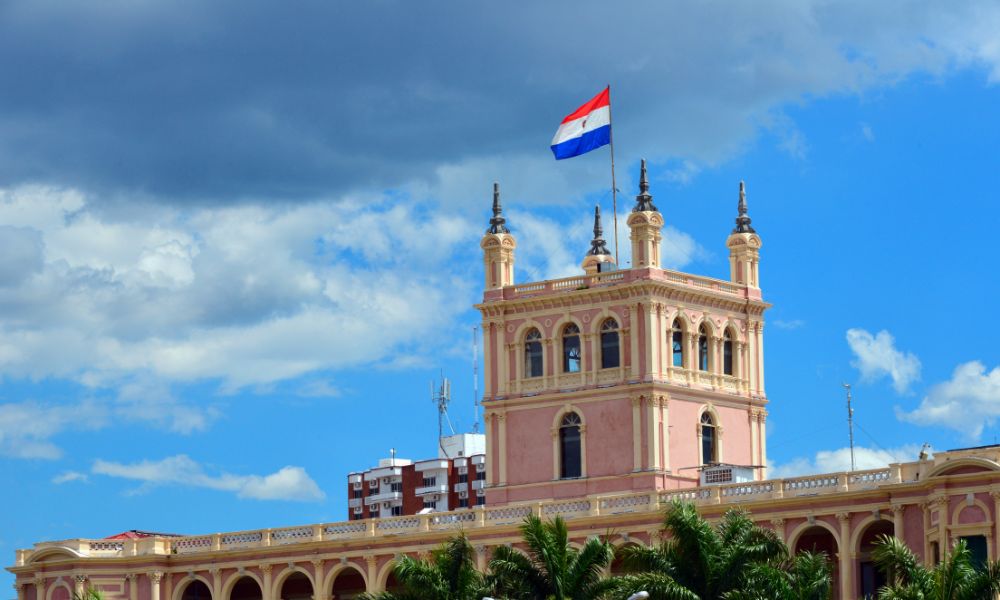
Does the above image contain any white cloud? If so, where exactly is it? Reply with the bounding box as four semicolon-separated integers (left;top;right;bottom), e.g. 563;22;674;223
861;123;875;142
772;319;805;330
897;361;1000;440
0;401;106;459
91;455;325;502
769;444;924;479
52;471;88;484
0;186;474;390
846;328;921;393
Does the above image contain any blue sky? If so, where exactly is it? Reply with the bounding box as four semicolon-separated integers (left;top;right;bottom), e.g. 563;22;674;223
3;0;1000;592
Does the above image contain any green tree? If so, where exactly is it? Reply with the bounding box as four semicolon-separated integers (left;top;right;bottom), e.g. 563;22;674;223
871;534;1000;599
603;501;792;600
72;589;105;600
359;533;489;600
489;514;614;600
723;551;833;600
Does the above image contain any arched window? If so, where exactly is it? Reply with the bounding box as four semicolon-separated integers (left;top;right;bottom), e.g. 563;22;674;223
600;318;620;369
562;324;581;373
698;324;710;371
524;328;543;378
723;329;734;376
701;412;717;465
671;319;684;367
559;412;582;478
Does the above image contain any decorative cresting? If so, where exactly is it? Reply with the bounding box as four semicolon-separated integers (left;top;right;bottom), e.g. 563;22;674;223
582;205;616;275
726;180;762;288
481;182;517;290
626;159;663;268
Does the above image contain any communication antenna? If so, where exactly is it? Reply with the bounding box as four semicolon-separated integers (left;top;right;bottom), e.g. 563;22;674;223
473;326;480;434
843;383;856;472
432;374;456;457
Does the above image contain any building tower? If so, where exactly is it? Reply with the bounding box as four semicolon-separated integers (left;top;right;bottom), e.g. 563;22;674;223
581;205;616;275
481;182;516;290
627;159;664;268
726;181;762;289
477;163;769;506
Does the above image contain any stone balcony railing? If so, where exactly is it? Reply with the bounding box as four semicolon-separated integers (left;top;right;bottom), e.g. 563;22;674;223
500;267;750;302
14;466;902;566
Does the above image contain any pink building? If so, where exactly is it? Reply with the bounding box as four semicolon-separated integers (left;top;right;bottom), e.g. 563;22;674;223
9;167;1000;599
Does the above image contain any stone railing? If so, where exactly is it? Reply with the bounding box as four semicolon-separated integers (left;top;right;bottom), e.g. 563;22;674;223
15;466;902;565
505;268;744;301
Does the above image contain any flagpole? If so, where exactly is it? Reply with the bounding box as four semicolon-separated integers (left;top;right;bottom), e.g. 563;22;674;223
606;84;620;265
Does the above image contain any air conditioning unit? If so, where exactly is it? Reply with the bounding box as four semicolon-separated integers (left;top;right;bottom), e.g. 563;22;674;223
458;490;468;499
383;502;392;508
383;477;390;484
352;482;362;490
476;489;485;497
458;466;468;474
369;480;378;488
353;506;362;514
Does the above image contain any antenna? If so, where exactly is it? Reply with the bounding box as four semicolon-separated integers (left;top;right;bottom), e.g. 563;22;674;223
843;383;856;472
432;374;455;457
473;326;480;434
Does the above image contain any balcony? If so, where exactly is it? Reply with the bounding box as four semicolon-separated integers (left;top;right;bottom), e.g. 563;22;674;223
454;482;468;493
415;483;450;496
471;479;485;490
348;498;362;508
348;474;363;484
415;459;449;472
364;491;403;505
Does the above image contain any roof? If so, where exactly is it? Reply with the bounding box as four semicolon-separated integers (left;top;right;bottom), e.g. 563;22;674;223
104;530;182;539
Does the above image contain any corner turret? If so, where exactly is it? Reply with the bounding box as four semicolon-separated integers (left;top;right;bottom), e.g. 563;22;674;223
480;182;516;290
581;205;615;275
626;159;664;268
726;181;762;287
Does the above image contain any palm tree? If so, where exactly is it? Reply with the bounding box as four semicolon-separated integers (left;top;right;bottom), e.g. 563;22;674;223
359;533;489;600
871;534;1000;599
723;551;833;600
603;500;790;600
489;514;614;600
72;589;104;600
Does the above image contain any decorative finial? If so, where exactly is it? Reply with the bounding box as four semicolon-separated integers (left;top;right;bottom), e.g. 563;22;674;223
732;180;755;233
587;204;611;256
632;159;658;212
487;182;510;234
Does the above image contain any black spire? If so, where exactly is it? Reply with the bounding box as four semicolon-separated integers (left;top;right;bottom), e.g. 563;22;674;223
732;180;755;233
587;205;611;256
632;159;658;212
486;182;510;234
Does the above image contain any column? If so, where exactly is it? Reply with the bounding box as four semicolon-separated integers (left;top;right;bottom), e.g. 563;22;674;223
836;513;852;600
125;574;137;600
892;504;905;545
759;411;768;479
643;302;658;381
482;322;493;397
475;546;488;573
628;306;640;380
771;519;786;546
498;413;507;485
659;397;670;470
210;569;222;600
749;410;760;477
73;575;87;598
364;556;378;593
150;573;163;600
992;492;1000;559
260;564;273;600
631;396;642;472
756;321;766;393
34;577;45;600
646;396;659;471
312;560;327;600
15;583;26;600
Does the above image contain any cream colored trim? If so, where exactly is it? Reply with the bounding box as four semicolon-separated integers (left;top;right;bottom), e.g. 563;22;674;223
551;405;587;480
646;396;659;471
848;514;893;554
220;572;264;600
45;579;71;600
373;559;396;593
631;396;642;471
786;518;841;553
271;566;314;600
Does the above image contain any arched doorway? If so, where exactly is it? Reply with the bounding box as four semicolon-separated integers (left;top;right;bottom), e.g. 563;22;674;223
278;572;312;600
857;520;894;598
383;572;402;595
229;577;262;600
330;567;367;600
793;525;839;598
181;580;212;600
610;544;640;576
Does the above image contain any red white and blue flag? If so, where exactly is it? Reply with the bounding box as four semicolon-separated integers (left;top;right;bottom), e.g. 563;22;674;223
550;87;611;160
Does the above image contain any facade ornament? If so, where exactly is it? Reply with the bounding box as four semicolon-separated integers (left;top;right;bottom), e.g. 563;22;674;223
632;159;658;212
259;564;273;575
487;182;510;234
733;181;755;234
835;512;850;523
587;205;611;256
150;573;164;584
771;518;785;528
74;575;88;586
311;559;323;569
33;576;45;587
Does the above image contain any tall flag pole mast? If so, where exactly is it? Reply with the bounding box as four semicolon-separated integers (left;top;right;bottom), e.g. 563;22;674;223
606;85;619;264
550;86;617;262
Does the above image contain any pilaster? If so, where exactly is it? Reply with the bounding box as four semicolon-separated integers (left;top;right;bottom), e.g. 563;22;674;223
836;512;852;597
150;572;163;600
